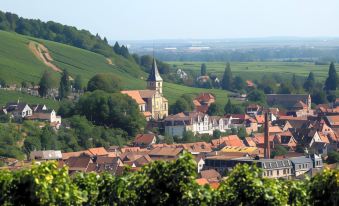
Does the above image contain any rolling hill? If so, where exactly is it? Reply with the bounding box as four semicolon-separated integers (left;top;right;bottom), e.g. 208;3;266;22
0;31;230;106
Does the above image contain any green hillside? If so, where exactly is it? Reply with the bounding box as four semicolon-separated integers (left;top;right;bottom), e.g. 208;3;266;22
0;31;230;106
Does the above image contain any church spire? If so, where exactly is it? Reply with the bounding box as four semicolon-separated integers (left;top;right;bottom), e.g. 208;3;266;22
147;58;163;81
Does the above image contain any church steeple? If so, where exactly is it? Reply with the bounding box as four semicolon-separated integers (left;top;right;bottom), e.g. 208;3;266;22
147;58;163;81
147;58;163;94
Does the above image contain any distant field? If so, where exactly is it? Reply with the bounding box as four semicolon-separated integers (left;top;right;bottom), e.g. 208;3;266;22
0;90;60;109
167;61;331;82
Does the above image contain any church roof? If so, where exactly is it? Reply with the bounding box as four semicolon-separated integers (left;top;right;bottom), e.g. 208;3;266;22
147;58;163;81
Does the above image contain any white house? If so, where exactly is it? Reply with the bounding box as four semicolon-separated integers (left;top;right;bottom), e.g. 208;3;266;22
164;112;227;137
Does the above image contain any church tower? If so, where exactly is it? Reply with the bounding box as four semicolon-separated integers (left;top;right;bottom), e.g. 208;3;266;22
147;58;163;94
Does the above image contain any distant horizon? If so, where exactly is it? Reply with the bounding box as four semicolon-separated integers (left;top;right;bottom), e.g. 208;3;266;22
1;0;339;41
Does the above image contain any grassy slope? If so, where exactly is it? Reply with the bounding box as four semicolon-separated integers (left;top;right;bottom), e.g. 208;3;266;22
0;31;230;106
168;61;330;82
0;90;60;109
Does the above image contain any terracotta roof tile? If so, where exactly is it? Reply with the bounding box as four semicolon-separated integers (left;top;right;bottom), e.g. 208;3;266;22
88;147;108;156
134;134;156;145
121;90;145;104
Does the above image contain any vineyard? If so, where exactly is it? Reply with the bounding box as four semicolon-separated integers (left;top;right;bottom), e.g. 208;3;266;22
0;153;338;206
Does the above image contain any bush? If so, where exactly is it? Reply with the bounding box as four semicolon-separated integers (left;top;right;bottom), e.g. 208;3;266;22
1;154;339;205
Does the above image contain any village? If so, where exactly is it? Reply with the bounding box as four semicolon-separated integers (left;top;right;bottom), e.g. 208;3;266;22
1;59;338;189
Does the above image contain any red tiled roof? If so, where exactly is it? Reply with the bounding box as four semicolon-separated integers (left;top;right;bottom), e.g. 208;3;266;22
62;150;91;160
134;134;156;145
245;137;257;147
200;169;221;181
269;126;283;133
196;178;209;186
255;115;265;124
88;147;108;156
148;147;183;157
121;90;145;104
195;93;215;103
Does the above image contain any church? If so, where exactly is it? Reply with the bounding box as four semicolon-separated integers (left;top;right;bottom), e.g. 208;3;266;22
121;58;168;120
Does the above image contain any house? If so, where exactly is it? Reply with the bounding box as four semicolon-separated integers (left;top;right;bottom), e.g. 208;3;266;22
164;112;226;137
176;142;212;154
30;150;62;160
269;108;280;122
88;147;109;156
134;133;157;147
252;133;275;149
148;147;183;161
266;94;311;110
289;154;323;178
211;135;245;148
6;102;32;119
246;104;261;116
195;155;205;173
200;169;221;182
26;109;61;124
121;58;168;120
325;115;339;128
65;154;93;173
194;93;216;113
273;130;297;150
204;156;293;179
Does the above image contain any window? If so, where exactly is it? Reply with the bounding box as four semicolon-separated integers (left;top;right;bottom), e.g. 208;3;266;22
277;170;280;176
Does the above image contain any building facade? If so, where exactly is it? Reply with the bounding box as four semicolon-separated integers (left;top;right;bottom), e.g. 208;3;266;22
121;58;168;120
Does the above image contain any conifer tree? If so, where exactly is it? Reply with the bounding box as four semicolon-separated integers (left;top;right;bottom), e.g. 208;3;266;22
200;63;207;76
113;41;121;54
303;72;315;92
324;62;337;91
59;69;71;99
221;62;232;90
38;70;54;97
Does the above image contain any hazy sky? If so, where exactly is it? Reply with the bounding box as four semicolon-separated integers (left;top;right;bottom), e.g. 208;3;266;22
1;0;339;40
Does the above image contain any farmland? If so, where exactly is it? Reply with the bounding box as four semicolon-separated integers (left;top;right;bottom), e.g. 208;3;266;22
167;61;331;82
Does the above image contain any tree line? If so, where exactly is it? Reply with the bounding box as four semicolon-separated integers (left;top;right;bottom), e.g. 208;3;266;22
0;153;338;205
0;10;130;59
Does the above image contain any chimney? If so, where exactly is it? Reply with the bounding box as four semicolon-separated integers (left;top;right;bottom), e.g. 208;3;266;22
264;111;270;159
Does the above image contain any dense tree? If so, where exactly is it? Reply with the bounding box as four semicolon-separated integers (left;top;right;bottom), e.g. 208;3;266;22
247;89;266;103
213;129;221;139
311;89;327;104
324;62;337;91
327;151;339;164
221;62;232;90
75;90;146;136
140;55;153;72
271;145;288;158
58;69;71;99
207;103;222;116
87;73;121;93
291;74;300;91
73;75;83;91
327;91;336;103
0;11;116;58
278;82;293;94
303;72;315;92
113;42;121;54
170;98;190;114
38;70;55;97
200;63;207;76
224;99;233;114
182;131;196;143
237;127;247;139
233;76;246;91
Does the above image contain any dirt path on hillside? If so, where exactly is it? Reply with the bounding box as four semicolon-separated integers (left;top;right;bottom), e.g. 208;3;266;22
106;58;113;65
28;41;62;73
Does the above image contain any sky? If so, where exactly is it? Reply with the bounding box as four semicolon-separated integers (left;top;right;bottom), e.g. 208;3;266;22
1;0;339;40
